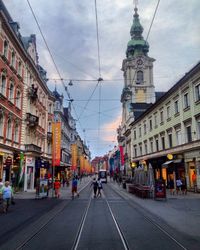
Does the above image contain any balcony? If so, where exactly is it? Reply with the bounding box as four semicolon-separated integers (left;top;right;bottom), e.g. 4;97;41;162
26;113;39;127
47;132;53;141
25;144;41;153
28;84;38;101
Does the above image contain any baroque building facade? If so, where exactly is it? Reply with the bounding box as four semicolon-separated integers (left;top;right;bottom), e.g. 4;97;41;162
0;1;55;191
118;5;200;192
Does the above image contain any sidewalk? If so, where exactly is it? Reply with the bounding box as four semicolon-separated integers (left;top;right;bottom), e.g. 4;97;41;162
14;176;91;200
110;181;200;238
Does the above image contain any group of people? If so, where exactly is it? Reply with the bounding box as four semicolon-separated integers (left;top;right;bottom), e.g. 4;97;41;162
169;177;187;195
91;177;103;198
0;179;14;213
53;176;103;199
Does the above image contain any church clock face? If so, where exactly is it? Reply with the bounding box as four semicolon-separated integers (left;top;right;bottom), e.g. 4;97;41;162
137;59;143;65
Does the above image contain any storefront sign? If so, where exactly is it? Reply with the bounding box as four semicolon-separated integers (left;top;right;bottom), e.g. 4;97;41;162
155;179;166;199
39;179;48;197
52;122;61;167
26;157;35;167
167;154;173;160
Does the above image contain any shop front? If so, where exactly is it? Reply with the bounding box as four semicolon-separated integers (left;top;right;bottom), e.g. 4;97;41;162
184;150;200;192
24;156;35;191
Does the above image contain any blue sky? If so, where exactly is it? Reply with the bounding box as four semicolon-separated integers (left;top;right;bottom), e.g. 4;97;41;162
3;0;200;158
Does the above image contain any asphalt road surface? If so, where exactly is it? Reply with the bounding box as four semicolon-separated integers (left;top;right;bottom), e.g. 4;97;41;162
0;183;198;250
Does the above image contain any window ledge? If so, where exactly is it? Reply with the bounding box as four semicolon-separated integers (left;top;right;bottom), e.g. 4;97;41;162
174;112;180;117
167;118;171;122
195;99;200;105
183;106;190;112
160;122;164;126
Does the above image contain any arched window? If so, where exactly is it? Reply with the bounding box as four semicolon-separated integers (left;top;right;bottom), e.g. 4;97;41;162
3;40;8;57
11;50;15;67
0;74;6;96
7;118;12;140
9;82;14;101
0;112;4;137
14;123;19;142
18;60;22;75
136;71;144;84
16;89;21;109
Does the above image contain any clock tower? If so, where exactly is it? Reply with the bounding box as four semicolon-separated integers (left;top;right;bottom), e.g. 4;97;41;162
121;6;156;125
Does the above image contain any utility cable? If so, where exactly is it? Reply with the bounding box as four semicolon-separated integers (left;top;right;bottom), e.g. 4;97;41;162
26;0;85;135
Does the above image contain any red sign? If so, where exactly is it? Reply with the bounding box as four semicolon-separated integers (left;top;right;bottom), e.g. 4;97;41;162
52;122;61;166
119;146;124;165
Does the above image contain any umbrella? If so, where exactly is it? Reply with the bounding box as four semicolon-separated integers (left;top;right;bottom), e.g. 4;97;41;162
147;163;155;197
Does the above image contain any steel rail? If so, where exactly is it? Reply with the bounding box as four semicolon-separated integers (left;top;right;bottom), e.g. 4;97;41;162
105;197;130;250
108;183;188;250
15;182;90;250
71;196;92;250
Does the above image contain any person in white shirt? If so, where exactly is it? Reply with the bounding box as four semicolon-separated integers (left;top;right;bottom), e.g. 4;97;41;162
2;181;12;213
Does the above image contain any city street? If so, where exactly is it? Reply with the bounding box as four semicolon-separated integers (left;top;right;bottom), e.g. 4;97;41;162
0;178;200;250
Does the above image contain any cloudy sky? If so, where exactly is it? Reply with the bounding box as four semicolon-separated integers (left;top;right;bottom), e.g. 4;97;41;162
3;0;200;158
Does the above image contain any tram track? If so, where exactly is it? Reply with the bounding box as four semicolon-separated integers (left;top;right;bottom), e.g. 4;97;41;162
2;180;190;250
0;183;89;250
106;183;188;250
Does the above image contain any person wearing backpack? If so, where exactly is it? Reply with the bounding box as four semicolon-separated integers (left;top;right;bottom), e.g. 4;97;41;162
91;178;98;198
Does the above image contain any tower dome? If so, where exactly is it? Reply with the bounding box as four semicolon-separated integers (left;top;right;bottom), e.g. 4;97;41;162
126;7;149;58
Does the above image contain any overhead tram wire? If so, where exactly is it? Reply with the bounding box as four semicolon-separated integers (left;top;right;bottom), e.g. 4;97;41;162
94;0;103;149
26;0;84;133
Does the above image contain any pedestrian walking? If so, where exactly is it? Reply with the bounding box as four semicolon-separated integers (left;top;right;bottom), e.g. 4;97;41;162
97;178;103;197
176;177;182;195
181;177;187;195
62;178;66;187
2;181;13;213
71;177;79;199
54;179;61;198
91;178;98;198
169;177;175;195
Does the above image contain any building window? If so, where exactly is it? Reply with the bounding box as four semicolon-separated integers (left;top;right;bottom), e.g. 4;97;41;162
155;139;159;151
186;125;192;142
174;100;179;114
9;82;14;101
160;110;164;123
3;40;8;57
134;130;136;140
144;123;147;134
48;103;52;113
167;106;171;119
154;114;158;127
144;142;148;154
16;90;21;109
0;113;4;137
149;119;152;131
150;140;153;152
14;123;19;142
183;93;190;108
136;71;143;84
168;134;173;148
134;146;137;157
139;144;142;156
0;75;6;96
56;101;60;110
18;60;22;75
161;136;165;150
176;130;181;145
11;50;16;67
195;84;200;101
7;118;12;140
197;120;200;139
139;127;141;137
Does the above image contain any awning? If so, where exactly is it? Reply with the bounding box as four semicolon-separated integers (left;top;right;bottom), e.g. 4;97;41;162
162;160;173;167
